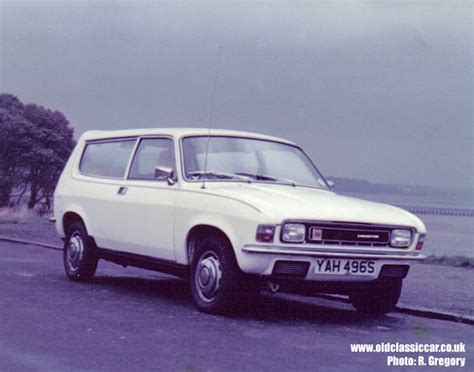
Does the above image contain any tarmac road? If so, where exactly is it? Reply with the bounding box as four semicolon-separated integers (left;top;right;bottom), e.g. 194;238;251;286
0;242;472;372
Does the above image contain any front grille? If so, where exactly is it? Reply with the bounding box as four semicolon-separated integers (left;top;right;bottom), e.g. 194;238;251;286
272;261;310;278
303;223;396;248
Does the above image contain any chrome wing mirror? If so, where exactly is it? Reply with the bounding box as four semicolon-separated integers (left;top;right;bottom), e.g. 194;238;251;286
154;166;176;185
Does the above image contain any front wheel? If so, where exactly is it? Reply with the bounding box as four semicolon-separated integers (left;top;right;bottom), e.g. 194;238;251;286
190;236;242;313
64;221;98;281
350;279;402;316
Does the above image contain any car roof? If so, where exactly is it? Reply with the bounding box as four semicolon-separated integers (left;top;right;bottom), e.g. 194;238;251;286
80;128;296;145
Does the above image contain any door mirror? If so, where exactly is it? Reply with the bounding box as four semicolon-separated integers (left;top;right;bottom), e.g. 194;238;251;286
154;166;176;185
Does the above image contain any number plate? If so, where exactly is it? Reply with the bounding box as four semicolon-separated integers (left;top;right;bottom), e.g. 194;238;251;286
314;259;376;276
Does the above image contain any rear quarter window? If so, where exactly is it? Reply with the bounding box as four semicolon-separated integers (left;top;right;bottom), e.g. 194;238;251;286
80;140;136;178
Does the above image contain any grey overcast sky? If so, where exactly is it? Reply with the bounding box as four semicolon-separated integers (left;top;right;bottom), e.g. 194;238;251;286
0;1;472;189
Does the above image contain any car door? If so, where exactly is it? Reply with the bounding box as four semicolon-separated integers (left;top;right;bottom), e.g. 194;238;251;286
110;137;178;261
75;137;139;251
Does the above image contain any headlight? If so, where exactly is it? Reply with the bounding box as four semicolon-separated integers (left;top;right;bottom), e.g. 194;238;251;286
282;223;306;243
390;229;412;247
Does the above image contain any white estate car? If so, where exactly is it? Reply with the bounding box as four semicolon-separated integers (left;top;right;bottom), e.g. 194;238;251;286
54;128;426;315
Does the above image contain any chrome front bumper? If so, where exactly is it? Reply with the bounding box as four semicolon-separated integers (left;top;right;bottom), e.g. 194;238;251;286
242;244;426;261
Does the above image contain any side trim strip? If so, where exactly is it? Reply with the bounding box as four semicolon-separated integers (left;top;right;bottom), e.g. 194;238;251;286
97;248;188;278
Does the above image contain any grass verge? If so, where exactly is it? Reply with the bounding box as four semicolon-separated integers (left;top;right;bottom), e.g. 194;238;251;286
0;207;32;224
422;255;474;268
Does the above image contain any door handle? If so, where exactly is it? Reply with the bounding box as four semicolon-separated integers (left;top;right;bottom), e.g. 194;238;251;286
117;186;128;195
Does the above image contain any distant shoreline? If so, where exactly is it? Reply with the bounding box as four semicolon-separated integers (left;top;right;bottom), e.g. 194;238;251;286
330;177;474;210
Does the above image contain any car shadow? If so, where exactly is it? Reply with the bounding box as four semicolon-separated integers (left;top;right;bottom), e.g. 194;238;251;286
89;274;191;303
228;293;403;326
82;273;403;327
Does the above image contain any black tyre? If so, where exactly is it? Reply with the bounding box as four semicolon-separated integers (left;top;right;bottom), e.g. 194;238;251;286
63;221;98;281
190;235;242;313
350;279;402;316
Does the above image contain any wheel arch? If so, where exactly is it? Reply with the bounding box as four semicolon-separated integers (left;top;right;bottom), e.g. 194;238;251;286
60;204;92;237
186;224;234;264
63;211;86;234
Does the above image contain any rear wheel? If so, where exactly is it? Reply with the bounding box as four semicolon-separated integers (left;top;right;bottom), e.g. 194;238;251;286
190;235;242;313
350;279;402;316
64;221;98;281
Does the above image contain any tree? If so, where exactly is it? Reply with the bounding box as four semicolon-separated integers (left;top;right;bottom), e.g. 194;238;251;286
0;93;24;114
0;95;35;207
23;104;75;210
0;93;75;210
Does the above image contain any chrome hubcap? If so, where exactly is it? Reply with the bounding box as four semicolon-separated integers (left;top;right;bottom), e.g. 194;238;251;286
195;252;222;303
66;232;84;271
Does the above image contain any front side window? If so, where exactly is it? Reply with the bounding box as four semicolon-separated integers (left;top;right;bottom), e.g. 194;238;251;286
128;138;175;180
182;136;329;189
80;139;136;178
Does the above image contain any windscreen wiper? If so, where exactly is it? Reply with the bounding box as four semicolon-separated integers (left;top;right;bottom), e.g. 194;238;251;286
235;172;297;186
235;172;277;181
188;170;251;182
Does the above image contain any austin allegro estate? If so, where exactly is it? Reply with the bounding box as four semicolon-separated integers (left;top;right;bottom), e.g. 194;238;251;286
53;128;427;315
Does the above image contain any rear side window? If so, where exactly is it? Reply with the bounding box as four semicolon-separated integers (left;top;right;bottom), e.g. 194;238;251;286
80;140;136;178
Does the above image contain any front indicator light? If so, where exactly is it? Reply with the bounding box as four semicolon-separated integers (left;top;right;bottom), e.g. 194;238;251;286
256;225;275;243
416;235;425;250
390;229;413;248
282;223;306;243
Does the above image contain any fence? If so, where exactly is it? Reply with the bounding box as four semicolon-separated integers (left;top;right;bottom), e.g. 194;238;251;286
398;205;474;217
